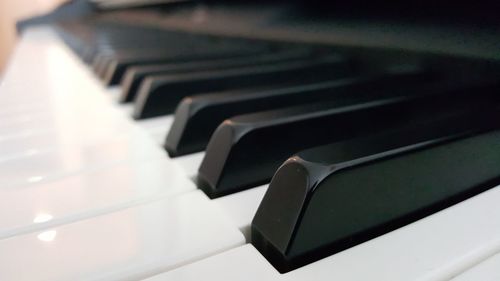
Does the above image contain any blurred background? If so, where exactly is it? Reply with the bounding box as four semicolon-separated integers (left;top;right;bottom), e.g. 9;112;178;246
0;0;66;74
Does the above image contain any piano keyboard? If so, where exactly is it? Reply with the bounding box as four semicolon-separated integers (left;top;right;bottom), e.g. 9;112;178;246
1;5;500;280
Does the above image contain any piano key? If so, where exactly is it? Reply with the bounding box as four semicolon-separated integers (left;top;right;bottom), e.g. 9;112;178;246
213;185;269;240
135;115;176;143
172;151;206;178
451;253;500;281
252;128;500;272
0;115;137;155
0;130;166;188
0;33;126;120
119;49;313;103
106;85;123;101
132;54;351;119
0;157;195;239
0;190;245;281
0;102;51;117
102;46;271;86
165;68;430;156
143;244;280;281
197;81;500;198
0;113;54;136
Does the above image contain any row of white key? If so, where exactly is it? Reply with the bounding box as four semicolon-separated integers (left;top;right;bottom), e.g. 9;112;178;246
0;27;266;280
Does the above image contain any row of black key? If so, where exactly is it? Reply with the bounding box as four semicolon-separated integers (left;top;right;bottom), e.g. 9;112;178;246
57;21;500;274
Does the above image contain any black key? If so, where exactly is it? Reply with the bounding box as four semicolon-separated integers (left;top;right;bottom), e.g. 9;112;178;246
119;49;313;103
165;68;431;157
196;81;500;198
251;113;500;272
133;54;351;119
101;49;185;85
102;46;271;86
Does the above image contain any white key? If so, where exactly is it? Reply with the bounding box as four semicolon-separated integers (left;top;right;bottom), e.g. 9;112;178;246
144;244;280;281
0;112;54;136
0;158;195;239
1;39;110;109
0;117;136;155
107;86;123;102
172;152;205;178
213;185;268;240
150;128;169;146
451;253;500;281
144;185;500;281
136;115;175;144
115;103;136;116
0;130;166;188
0;29;135;153
0;190;245;281
0;103;51;117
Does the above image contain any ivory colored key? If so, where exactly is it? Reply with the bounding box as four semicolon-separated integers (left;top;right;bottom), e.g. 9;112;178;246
213;185;269;240
0;130;167;188
451;253;500;281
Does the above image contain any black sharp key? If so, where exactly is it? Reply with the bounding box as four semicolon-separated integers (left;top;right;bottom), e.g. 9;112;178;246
102;46;272;86
119;49;313;103
251;112;500;272
133;54;352;119
165;67;431;157
101;49;183;85
196;81;500;198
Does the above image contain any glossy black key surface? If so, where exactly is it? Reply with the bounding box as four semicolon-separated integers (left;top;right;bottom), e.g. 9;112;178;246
132;54;351;119
165;68;431;157
251;119;500;272
119;49;313;103
196;81;500;198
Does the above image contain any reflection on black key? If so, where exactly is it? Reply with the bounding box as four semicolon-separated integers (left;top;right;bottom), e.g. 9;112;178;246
196;81;500;198
251;116;500;272
119;49;313;103
165;68;431;156
133;55;351;119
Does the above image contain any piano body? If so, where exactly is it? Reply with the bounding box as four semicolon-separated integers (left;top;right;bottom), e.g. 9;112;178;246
1;0;500;280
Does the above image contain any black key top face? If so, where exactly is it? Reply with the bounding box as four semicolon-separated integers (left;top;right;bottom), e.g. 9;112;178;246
251;121;500;273
196;81;500;198
119;49;313;103
132;55;351;119
165;68;431;157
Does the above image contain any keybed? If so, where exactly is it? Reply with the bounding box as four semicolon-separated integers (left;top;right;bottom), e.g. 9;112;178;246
1;3;500;279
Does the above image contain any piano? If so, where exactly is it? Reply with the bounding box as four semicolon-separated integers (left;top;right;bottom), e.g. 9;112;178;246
1;0;500;280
